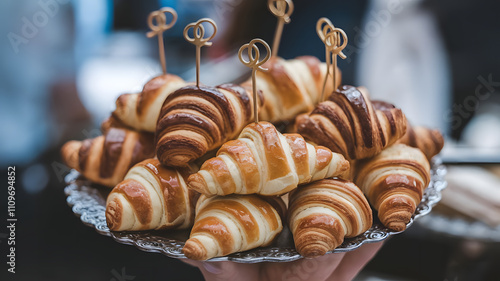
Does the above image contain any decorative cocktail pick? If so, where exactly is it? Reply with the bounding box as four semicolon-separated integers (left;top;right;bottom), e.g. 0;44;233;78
183;18;217;88
268;0;294;58
147;7;178;74
238;39;271;123
316;17;348;101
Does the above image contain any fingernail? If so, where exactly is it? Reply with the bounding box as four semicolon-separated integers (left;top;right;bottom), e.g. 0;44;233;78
203;262;223;274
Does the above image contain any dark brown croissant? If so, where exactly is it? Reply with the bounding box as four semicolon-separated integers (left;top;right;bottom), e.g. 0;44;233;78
61;127;155;187
155;84;263;167
295;85;407;160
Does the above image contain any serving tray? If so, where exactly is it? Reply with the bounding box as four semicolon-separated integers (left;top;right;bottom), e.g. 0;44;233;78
64;158;447;263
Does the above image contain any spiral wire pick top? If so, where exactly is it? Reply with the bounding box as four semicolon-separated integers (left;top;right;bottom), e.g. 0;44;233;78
183;18;217;87
316;17;348;101
268;0;294;58
238;39;271;123
147;7;178;74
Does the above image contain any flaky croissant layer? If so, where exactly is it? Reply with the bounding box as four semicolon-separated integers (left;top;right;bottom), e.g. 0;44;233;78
187;122;350;196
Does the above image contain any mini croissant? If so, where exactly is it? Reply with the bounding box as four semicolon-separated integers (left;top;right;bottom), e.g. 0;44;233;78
155;84;262;167
61;127;155;187
246;56;339;122
288;179;372;257
355;144;431;231
183;194;285;260
295;85;407;160
188;122;350;196
106;159;199;231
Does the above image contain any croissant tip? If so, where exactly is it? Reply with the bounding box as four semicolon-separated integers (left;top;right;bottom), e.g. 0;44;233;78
293;229;340;258
105;198;122;231
183;239;207;260
61;141;81;169
385;221;407;232
187;174;207;194
380;211;411;232
297;244;328;258
115;93;129;108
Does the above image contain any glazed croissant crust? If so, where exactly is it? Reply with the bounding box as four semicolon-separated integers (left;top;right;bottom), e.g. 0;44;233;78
183;194;285;260
295;85;407;160
106;159;199;231
288;178;372;257
187;122;350;196
61;127;155;187
355;144;431;231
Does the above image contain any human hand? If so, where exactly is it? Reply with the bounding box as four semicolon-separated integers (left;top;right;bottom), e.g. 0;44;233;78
182;241;383;281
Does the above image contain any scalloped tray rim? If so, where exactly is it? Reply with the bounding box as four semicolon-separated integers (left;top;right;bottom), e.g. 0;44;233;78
64;158;447;263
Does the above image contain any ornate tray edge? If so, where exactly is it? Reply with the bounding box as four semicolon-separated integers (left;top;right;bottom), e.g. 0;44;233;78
64;158;447;263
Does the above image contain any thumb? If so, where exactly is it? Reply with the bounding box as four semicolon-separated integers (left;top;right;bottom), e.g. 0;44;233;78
182;260;258;281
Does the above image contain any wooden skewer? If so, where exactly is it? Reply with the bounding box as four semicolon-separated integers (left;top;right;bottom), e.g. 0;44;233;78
268;0;294;58
316;17;348;101
317;18;334;101
327;29;347;95
147;7;178;74
183;18;217;87
238;39;271;123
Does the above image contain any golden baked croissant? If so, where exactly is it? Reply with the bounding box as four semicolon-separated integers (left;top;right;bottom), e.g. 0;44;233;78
245;56;339;122
61;127;155;187
187;122;350;196
183;194;285;260
155;84;263;167
112;74;187;132
396;124;444;160
295;85;407;160
288;179;372;257
105;159;199;231
354;144;430;231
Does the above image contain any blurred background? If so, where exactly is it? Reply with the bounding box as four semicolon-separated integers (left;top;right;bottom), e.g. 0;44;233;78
1;0;499;280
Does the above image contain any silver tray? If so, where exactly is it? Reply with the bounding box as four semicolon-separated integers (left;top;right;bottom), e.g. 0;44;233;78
64;158;447;263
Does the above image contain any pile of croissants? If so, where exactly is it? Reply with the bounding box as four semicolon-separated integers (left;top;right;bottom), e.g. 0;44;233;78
61;56;444;260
